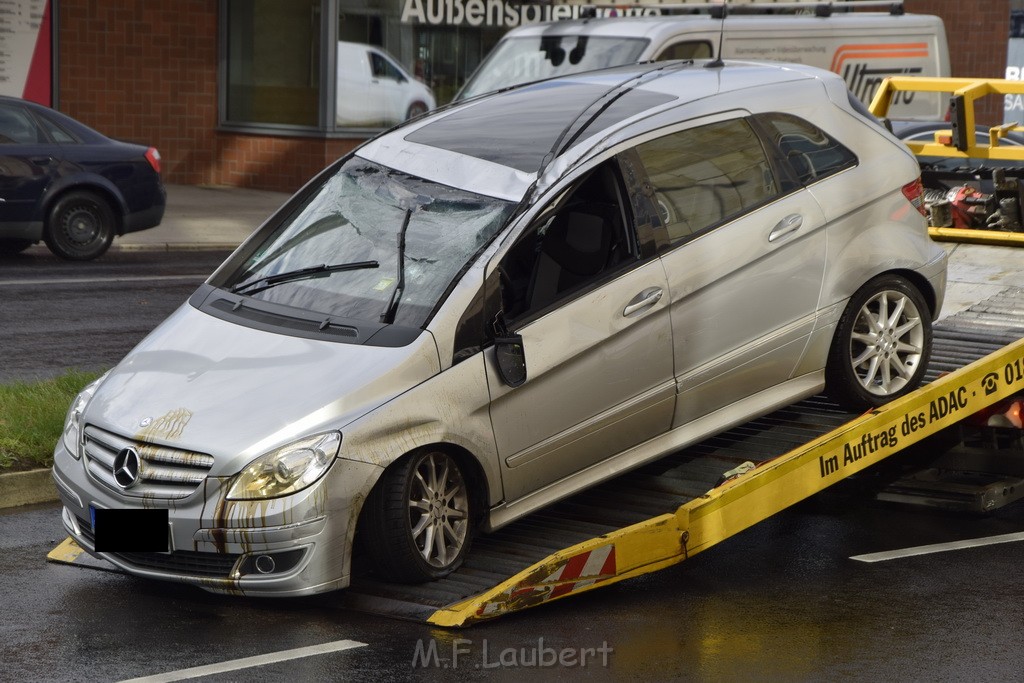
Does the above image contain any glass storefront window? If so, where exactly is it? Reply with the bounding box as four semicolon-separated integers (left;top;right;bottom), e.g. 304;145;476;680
336;4;504;128
220;0;558;133
224;0;321;128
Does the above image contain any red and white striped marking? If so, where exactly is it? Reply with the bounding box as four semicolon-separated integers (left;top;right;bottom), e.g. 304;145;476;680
477;544;617;616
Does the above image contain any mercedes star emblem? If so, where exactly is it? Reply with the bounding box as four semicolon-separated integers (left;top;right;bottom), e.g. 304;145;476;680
112;447;142;489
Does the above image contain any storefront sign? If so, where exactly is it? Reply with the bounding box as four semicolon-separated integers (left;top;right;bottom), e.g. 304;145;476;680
0;0;51;104
1005;37;1024;125
401;0;658;28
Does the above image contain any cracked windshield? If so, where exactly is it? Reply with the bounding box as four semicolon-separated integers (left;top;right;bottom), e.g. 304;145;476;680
229;157;515;327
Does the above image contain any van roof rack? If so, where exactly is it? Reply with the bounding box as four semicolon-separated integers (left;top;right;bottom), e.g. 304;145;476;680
533;0;906;18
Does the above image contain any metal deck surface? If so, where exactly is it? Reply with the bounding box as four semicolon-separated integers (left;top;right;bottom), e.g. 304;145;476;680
339;287;1024;621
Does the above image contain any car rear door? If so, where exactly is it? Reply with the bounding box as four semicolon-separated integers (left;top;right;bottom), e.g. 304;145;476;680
485;158;675;502
634;113;829;427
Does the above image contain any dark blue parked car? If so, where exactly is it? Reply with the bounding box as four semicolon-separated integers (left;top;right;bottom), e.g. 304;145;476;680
0;96;165;260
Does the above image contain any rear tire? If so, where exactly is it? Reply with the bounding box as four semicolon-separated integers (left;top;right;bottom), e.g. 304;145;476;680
45;191;115;261
826;274;932;410
361;448;472;583
406;102;428;120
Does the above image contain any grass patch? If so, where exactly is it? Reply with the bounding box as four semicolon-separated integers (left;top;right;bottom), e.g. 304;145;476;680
0;370;102;472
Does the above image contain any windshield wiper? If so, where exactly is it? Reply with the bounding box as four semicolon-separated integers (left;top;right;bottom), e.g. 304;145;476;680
230;260;379;296
380;208;412;324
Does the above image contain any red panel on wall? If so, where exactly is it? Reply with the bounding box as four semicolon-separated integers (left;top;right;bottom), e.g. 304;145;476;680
23;0;52;105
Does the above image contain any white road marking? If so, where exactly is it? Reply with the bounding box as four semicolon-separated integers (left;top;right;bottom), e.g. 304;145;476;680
850;531;1024;563
0;275;208;287
117;639;368;683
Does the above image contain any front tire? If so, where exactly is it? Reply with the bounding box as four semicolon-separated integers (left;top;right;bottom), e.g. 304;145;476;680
45;191;115;260
826;274;932;410
361;449;472;583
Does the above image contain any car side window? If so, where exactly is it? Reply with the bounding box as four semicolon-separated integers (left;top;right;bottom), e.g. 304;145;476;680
371;53;403;81
497;161;637;323
0;103;43;144
655;41;713;61
634;118;780;245
35;113;78;144
755;112;858;185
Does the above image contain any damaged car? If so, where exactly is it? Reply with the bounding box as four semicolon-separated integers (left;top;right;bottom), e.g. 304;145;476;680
52;59;946;595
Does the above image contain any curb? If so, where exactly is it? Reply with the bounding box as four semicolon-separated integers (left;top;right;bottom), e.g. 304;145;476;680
111;242;241;253
26;242;241;256
0;468;59;509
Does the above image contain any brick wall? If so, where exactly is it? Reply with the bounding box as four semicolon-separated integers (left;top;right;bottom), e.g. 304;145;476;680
57;0;1014;191
905;0;1010;124
58;0;360;192
59;1;218;186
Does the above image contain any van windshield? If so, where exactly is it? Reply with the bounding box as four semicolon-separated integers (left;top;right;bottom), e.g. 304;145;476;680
458;36;649;100
224;157;515;328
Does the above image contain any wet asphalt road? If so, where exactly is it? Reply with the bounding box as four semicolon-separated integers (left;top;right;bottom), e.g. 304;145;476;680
0;249;229;383
5;494;1024;681
4;249;1024;680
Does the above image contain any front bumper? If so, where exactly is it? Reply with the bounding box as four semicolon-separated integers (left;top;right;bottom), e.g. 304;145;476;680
51;438;381;597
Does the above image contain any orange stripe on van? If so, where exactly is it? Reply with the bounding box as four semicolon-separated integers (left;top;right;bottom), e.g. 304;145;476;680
830;42;930;72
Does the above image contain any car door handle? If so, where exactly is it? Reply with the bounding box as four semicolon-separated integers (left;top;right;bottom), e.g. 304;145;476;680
623;287;663;317
768;214;803;242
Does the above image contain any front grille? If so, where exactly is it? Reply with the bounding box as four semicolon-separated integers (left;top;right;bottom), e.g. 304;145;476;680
113;550;241;578
83;425;214;499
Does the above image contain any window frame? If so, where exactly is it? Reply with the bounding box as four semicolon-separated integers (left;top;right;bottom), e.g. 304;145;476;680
218;0;340;137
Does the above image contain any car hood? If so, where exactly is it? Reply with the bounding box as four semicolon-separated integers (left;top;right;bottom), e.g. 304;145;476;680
84;302;441;476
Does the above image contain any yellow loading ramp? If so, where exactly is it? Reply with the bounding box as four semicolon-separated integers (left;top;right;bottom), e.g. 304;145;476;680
430;335;1024;626
869;75;1024;247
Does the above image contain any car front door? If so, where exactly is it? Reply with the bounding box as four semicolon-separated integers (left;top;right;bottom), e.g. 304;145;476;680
485;158;675;502
0;101;57;231
634;114;829;426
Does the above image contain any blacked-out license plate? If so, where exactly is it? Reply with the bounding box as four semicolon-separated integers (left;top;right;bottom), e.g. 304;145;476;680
91;506;169;552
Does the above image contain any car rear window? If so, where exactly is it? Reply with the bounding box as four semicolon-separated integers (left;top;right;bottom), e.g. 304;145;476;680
406;80;675;173
35;112;80;143
755;112;858;185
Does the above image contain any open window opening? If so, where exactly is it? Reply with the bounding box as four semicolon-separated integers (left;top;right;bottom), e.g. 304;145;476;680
497;161;637;323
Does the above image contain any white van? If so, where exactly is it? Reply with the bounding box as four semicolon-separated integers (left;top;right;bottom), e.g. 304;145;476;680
336;41;436;127
456;10;950;118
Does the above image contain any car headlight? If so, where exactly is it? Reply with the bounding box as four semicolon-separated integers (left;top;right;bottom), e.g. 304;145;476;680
227;432;341;500
61;374;106;460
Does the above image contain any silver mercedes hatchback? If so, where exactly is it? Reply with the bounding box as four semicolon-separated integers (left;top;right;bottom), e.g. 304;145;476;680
52;60;946;595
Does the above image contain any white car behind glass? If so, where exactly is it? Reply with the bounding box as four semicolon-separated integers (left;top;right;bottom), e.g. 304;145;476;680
336;41;435;127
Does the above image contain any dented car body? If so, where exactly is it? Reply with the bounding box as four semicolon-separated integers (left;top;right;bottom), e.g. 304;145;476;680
52;60;946;595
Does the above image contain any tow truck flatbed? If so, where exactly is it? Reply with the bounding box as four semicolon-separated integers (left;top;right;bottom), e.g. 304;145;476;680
50;288;1024;626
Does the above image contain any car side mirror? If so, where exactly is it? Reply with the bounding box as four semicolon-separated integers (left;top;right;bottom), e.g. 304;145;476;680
494;335;527;388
